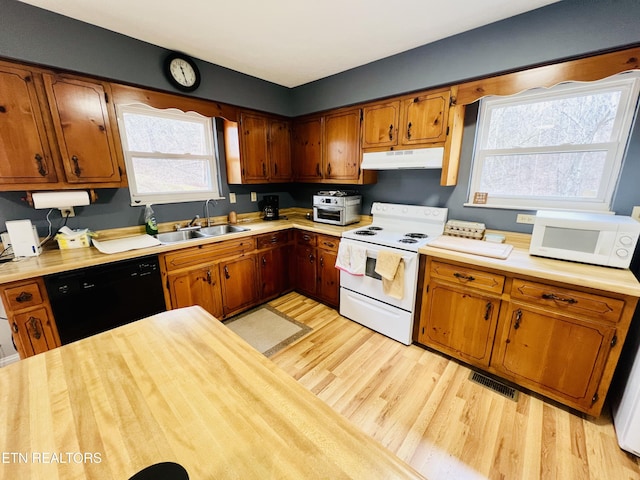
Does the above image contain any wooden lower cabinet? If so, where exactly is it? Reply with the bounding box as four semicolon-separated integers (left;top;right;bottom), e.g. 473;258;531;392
258;244;292;300
417;256;637;416
0;278;61;359
492;302;615;411
166;264;223;319
294;232;340;307
419;281;500;366
220;255;259;317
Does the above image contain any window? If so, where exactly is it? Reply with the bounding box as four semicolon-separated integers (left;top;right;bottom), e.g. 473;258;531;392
468;73;640;212
117;104;223;206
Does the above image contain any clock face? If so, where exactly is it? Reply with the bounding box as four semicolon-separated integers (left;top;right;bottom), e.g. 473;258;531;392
164;53;201;92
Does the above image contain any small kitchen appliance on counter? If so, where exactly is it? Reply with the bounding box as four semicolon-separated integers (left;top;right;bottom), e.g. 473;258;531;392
339;202;448;344
261;195;280;221
313;190;362;226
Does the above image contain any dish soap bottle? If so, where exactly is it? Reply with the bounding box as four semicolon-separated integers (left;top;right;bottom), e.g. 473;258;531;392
144;204;158;235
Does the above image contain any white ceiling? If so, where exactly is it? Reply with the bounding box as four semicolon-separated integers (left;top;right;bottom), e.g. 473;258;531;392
19;0;559;88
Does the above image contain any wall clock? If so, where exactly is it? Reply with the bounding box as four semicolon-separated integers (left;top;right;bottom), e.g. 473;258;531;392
163;52;201;92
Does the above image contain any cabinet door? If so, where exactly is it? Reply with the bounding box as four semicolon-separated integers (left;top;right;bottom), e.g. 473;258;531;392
220;255;259;316
12;307;60;358
323;109;361;180
259;246;290;300
318;249;339;307
493;302;615;409
400;91;450;145
167;264;223;320
293;117;323;181
269;119;293;181
44;74;122;183
419;281;500;366
0;64;58;185
295;245;317;297
239;112;269;181
362;101;400;149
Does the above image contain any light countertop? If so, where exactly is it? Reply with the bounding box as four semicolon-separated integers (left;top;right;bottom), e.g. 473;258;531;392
0;305;424;479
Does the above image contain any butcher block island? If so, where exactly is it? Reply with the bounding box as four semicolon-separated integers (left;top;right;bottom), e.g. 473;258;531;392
0;306;424;480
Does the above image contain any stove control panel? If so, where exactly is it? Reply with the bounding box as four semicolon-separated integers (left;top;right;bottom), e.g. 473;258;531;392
371;202;447;220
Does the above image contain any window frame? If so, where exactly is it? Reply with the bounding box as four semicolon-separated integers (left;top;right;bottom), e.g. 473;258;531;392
116;103;224;206
466;73;640;212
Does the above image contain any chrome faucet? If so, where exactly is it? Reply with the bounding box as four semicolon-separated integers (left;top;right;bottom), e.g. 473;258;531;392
204;199;218;227
176;215;201;231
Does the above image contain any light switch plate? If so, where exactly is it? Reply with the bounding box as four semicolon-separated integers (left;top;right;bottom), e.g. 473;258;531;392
251;192;257;202
229;193;236;204
516;214;535;224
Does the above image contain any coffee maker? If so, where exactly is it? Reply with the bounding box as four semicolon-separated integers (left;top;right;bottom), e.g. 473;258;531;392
261;195;279;221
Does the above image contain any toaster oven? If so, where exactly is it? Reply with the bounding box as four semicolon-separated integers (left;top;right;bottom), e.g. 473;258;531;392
313;191;362;226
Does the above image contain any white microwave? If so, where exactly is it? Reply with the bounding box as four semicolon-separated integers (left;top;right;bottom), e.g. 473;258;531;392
529;210;640;268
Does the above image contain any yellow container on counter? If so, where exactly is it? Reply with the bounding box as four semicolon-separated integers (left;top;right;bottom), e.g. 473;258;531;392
55;228;93;249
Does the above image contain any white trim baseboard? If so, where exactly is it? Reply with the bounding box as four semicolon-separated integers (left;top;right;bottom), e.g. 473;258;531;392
0;353;20;367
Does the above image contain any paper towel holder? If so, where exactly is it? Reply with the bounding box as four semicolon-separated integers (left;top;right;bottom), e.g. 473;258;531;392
24;189;98;216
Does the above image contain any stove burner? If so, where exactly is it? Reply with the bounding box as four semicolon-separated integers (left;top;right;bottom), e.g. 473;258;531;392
354;230;377;236
405;233;428;239
398;238;418;244
368;226;383;231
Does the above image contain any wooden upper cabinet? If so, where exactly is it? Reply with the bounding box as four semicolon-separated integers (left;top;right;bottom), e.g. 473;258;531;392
239;112;270;181
293;116;323;181
268;119;293;181
225;111;293;184
0;62;58;186
362;101;400;149
400;90;450;145
43;74;123;184
323;109;361;181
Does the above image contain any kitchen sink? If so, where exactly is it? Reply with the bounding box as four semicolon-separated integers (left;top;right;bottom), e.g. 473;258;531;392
155;225;249;244
195;225;249;237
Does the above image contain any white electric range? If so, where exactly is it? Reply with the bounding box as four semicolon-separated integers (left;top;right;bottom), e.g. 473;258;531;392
339;202;448;345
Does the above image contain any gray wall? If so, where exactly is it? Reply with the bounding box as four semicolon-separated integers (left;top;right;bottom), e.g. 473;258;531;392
1;0;640;236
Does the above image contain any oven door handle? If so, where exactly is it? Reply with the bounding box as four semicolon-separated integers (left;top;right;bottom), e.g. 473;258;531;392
314;206;343;212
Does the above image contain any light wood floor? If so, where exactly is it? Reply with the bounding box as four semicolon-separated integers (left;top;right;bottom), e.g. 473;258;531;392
267;292;640;480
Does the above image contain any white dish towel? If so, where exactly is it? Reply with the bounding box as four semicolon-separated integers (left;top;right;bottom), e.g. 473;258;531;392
335;242;367;276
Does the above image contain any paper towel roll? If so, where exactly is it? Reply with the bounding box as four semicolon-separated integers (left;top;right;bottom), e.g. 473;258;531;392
32;191;91;209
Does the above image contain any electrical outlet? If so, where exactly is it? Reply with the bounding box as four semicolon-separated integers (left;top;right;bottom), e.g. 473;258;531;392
60;207;75;218
229;193;236;204
251;192;257;202
516;213;535;224
632;206;640;222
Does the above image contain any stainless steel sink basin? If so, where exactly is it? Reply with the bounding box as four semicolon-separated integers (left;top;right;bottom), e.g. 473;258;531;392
155;225;250;244
195;225;249;237
155;230;200;244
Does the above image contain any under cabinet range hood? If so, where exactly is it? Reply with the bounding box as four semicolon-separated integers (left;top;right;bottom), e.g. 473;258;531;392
361;147;444;170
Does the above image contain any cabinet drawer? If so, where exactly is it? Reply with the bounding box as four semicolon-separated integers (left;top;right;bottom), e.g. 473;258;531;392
429;261;505;294
317;234;339;253
510;279;624;323
2;280;46;312
256;230;291;249
162;238;256;271
296;230;317;246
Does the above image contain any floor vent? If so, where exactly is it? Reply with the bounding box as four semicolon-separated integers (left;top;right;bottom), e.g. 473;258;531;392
469;371;519;401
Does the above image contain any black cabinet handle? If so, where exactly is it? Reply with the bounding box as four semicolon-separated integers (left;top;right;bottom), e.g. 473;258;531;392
484;302;492;321
28;316;42;340
309;254;315;264
542;293;577;304
327;163;332;176
514;309;522;330
407;122;412;139
320;256;324;267
16;291;33;303
453;272;475;282
224;266;230;279
35;154;47;176
262;256;267;266
206;270;212;284
12;322;18;333
388;124;393;141
72;155;81;176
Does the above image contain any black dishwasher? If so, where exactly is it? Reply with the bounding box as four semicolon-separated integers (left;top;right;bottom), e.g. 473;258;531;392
44;256;166;344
